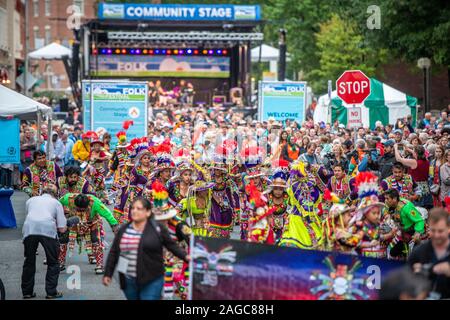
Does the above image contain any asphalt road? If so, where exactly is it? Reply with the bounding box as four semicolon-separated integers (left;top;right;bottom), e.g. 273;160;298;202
0;191;240;300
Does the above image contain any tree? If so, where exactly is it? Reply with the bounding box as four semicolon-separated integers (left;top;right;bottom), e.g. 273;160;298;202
309;14;386;93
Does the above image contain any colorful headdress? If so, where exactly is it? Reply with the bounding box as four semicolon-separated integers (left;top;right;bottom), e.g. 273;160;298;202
242;146;265;179
246;180;275;221
116;120;134;147
151;180;177;221
290;159;308;178
210;145;229;172
350;172;384;224
190;161;215;192
126;137;151;160
152;139;175;171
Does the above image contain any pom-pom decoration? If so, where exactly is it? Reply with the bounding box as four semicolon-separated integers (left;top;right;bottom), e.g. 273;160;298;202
151;180;169;208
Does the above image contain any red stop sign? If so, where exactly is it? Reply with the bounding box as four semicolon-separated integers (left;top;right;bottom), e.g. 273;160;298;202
336;70;371;104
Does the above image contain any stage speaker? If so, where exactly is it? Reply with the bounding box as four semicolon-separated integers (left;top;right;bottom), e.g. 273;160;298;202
59;98;69;112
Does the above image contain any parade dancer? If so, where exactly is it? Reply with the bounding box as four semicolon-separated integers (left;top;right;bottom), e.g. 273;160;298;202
209;146;240;238
22;150;63;197
58;166;94;197
384;188;425;260
118;138;154;224
107;121;132;203
278;160;324;249
83;139;109;203
180;161;214;237
149;140;175;188
381;162;419;202
241;146;267;240
350;172;396;259
265;160;290;242
246;180;275;244
168;154;194;206
324;163;357;209
150;180;191;300
58;193;119;274
322;204;359;253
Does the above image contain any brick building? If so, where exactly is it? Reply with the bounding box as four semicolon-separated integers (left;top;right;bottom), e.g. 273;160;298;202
0;0;25;90
28;0;96;91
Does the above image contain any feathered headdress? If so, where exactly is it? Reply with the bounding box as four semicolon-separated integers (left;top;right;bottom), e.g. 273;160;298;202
349;171;384;225
126;137;151;159
323;189;344;204
290;160;308;178
242;146;265;179
151;180;178;221
271;159;290;182
152;139;174;171
210;145;229;171
246;180;267;209
116;120;134;145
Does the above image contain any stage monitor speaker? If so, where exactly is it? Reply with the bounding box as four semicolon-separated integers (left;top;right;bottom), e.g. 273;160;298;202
59;98;69;112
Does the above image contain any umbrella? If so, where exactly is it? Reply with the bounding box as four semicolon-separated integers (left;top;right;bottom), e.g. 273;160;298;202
28;42;72;60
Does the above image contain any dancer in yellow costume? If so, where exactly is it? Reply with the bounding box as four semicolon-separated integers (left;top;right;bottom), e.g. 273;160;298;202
278;160;324;249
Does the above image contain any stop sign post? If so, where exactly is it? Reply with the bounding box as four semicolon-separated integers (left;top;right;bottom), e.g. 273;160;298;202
336;70;371;133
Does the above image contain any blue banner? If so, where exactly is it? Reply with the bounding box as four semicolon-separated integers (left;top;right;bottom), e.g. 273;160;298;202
258;81;308;124
191;237;404;300
0;118;20;164
82;81;148;149
98;3;261;21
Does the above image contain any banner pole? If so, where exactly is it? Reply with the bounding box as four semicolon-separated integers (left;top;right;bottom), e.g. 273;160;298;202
188;233;194;300
90;79;94;131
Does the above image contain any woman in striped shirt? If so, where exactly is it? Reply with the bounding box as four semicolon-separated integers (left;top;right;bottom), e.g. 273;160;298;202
103;197;189;300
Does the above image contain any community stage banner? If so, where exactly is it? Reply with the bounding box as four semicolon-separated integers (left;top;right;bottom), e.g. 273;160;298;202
190;237;404;300
98;3;261;21
258;81;307;124
82;81;148;148
0;118;20;164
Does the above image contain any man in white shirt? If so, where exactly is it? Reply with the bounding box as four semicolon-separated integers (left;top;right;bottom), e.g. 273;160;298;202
21;184;67;299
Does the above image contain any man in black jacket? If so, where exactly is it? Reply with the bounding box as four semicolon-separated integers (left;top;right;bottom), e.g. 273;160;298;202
376;139;397;180
408;208;450;299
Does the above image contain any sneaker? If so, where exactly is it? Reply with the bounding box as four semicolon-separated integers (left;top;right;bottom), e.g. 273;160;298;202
46;292;63;299
43;259;47;265
23;293;36;299
60;265;66;272
88;258;97;265
95;266;104;275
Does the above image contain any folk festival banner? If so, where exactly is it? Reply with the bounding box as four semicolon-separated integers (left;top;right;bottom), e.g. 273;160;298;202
82;80;148;149
190;236;404;300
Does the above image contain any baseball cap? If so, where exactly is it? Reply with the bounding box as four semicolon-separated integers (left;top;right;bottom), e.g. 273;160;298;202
338;124;345;129
393;129;403;134
382;139;395;147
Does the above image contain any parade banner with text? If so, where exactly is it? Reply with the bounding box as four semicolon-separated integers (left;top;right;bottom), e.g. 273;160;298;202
98;3;261;21
82;81;148;149
191;237;404;300
258;81;307;124
0;118;20;164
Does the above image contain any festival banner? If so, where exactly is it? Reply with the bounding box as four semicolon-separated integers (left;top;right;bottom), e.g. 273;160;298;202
191;237;404;300
98;3;261;21
89;55;230;78
0;118;20;164
258;81;308;124
82;81;148;149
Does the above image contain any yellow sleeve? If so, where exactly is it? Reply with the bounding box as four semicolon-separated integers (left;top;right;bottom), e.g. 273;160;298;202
72;141;80;160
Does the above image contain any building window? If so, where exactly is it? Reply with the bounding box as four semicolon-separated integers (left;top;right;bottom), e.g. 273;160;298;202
73;0;84;15
45;0;50;16
45;25;51;45
33;0;39;18
33;26;39;48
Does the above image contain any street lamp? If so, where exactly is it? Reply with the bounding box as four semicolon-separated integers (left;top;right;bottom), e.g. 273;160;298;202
417;57;431;113
278;29;287;81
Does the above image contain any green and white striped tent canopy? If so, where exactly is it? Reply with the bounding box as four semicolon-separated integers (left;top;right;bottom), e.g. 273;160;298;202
315;78;417;129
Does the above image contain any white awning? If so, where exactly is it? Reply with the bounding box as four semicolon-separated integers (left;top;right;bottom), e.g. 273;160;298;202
28;42;72;60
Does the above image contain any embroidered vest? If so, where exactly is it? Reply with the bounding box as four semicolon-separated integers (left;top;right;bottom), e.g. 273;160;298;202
385;175;414;197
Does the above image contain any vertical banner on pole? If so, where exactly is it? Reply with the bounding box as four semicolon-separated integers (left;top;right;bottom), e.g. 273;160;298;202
0;118;20;164
82;80;148;148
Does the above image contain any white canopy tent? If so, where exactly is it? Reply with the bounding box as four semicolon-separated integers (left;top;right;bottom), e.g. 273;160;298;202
251;44;291;75
0;84;53;157
0;84;51;118
28;42;72;60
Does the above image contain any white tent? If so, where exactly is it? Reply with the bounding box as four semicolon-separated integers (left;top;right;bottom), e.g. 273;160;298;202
0;84;51;118
28;42;72;60
251;44;291;62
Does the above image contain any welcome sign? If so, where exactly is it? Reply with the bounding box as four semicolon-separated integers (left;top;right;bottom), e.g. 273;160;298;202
98;3;261;21
258;81;308;123
82;81;148;149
